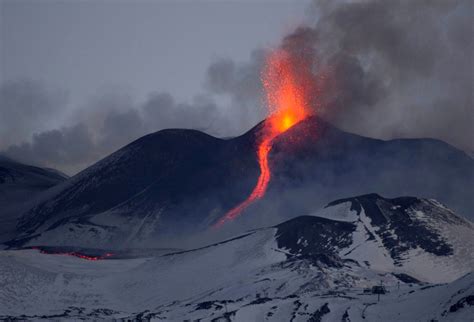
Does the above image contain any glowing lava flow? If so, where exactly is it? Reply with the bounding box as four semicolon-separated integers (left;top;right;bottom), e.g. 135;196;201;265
214;137;272;227
41;251;114;261
32;247;114;261
214;47;316;228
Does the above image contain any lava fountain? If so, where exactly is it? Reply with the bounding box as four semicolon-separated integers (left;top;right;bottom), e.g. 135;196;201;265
214;47;317;228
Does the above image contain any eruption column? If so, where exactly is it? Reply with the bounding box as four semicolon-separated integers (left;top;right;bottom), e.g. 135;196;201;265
214;47;317;228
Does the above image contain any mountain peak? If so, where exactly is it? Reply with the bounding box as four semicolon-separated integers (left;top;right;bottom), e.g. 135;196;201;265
7;115;474;248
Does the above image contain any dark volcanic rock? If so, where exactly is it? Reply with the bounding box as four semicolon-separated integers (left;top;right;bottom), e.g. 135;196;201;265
8;116;474;247
275;216;355;266
448;295;474;313
327;194;455;263
0;156;67;243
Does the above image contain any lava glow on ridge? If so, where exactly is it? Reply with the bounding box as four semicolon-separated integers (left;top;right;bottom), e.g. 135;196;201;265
32;246;114;261
214;47;317;228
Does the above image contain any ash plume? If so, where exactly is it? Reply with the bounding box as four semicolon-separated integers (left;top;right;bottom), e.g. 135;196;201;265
311;0;473;153
207;0;473;151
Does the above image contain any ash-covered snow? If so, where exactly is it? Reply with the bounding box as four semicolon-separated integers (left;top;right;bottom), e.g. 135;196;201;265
316;194;474;283
1;194;472;320
0;246;472;321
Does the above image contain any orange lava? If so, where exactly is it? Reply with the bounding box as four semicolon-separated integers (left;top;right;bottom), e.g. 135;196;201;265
214;138;272;226
214;47;315;228
32;247;114;260
263;49;313;134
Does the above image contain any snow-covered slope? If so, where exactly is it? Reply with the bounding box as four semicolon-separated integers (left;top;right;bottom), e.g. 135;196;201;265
0;156;67;244
1;194;472;320
10;194;474;284
309;194;474;283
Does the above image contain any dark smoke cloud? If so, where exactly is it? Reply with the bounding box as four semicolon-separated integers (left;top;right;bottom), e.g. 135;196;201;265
142;92;223;133
2;87;229;174
205;49;267;132
0;80;67;148
310;0;473;152
5;123;97;172
1;53;258;174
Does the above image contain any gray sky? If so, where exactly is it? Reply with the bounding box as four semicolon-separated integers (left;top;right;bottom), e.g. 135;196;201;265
1;0;308;106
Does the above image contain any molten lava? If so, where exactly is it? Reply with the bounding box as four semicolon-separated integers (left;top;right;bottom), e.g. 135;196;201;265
32;247;114;261
214;47;316;227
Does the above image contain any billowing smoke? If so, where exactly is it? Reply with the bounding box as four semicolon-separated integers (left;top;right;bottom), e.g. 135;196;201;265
1;83;230;174
205;49;267;132
1;0;472;174
309;0;473;153
210;0;473;153
0;80;67;148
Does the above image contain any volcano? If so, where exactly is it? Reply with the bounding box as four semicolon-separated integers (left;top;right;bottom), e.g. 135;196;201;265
6;116;474;248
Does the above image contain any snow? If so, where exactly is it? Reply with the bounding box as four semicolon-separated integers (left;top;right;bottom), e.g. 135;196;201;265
311;201;358;222
340;208;395;272
322;197;474;284
1;231;472;320
1;196;473;320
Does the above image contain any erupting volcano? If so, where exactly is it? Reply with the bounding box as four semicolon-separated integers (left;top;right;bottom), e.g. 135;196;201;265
214;48;319;227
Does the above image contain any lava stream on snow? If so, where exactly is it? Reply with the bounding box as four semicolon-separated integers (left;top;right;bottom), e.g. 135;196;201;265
31;246;114;261
214;46;323;227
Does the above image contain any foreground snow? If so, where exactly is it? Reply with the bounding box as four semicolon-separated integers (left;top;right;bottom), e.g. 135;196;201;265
0;237;472;320
1;194;473;320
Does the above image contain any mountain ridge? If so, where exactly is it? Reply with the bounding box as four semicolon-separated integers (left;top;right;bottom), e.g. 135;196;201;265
7;116;474;248
0;157;68;244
